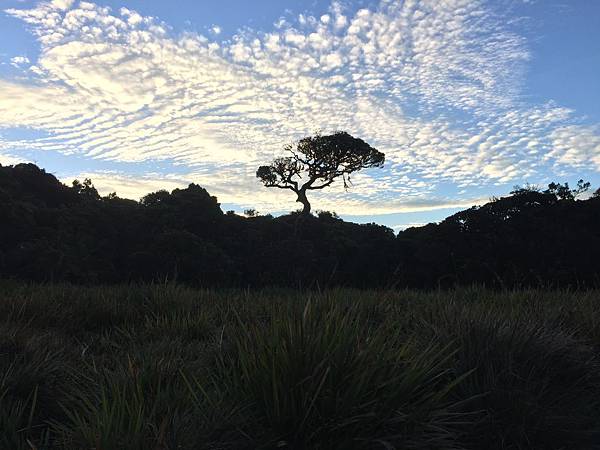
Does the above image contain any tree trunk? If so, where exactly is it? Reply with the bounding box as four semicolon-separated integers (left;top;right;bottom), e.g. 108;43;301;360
296;189;311;215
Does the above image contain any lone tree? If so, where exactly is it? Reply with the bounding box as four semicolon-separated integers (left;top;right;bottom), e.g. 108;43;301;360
256;132;385;215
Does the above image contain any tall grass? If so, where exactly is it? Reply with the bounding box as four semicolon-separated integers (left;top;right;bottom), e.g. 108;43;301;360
53;357;192;450
0;284;599;449
188;298;466;448
418;302;600;449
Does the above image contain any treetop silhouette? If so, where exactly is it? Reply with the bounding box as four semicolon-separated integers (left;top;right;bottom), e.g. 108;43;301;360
256;131;385;215
546;179;590;201
511;179;591;201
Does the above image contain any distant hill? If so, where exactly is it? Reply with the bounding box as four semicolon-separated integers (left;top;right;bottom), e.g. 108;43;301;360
1;163;599;288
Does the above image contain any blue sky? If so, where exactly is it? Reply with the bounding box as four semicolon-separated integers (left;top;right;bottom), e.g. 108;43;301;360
0;0;599;230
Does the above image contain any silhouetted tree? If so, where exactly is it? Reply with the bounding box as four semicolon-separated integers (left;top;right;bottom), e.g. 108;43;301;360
317;210;340;220
140;189;170;206
256;132;384;215
592;188;600;198
510;183;541;196
72;178;100;200
544;179;590;201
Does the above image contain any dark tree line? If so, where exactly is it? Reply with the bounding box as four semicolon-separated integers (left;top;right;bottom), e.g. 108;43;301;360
1;162;599;288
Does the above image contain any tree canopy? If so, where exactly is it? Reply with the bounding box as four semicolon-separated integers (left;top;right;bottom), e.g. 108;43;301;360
256;132;385;215
511;179;591;201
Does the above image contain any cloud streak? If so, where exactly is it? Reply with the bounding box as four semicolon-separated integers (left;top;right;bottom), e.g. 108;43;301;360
0;0;599;214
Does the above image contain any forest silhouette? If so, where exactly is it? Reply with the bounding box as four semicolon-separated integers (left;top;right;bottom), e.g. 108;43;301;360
1;161;599;288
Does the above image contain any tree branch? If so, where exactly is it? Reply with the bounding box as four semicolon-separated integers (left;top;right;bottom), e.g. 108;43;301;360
266;183;296;191
308;179;336;190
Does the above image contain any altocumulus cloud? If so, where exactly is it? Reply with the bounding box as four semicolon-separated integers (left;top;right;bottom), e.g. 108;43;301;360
0;0;599;214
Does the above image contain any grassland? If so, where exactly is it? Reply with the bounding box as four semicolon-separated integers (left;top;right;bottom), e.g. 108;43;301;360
1;283;600;449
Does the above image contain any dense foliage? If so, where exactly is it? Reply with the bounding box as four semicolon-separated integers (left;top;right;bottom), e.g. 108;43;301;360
1;284;599;449
1;163;599;288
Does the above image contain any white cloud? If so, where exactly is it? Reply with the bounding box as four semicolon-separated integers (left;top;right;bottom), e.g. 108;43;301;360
67;171;189;200
51;0;74;11
0;153;29;166
546;125;600;170
10;55;30;67
284;30;306;46
391;223;427;231
334;15;347;29
0;0;598;215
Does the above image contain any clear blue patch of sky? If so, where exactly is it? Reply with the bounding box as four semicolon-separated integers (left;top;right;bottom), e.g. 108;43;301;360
89;0;333;38
0;127;49;140
0;3;40;72
517;0;600;121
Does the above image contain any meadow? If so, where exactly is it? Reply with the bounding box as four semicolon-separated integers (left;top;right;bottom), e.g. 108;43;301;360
1;283;600;449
